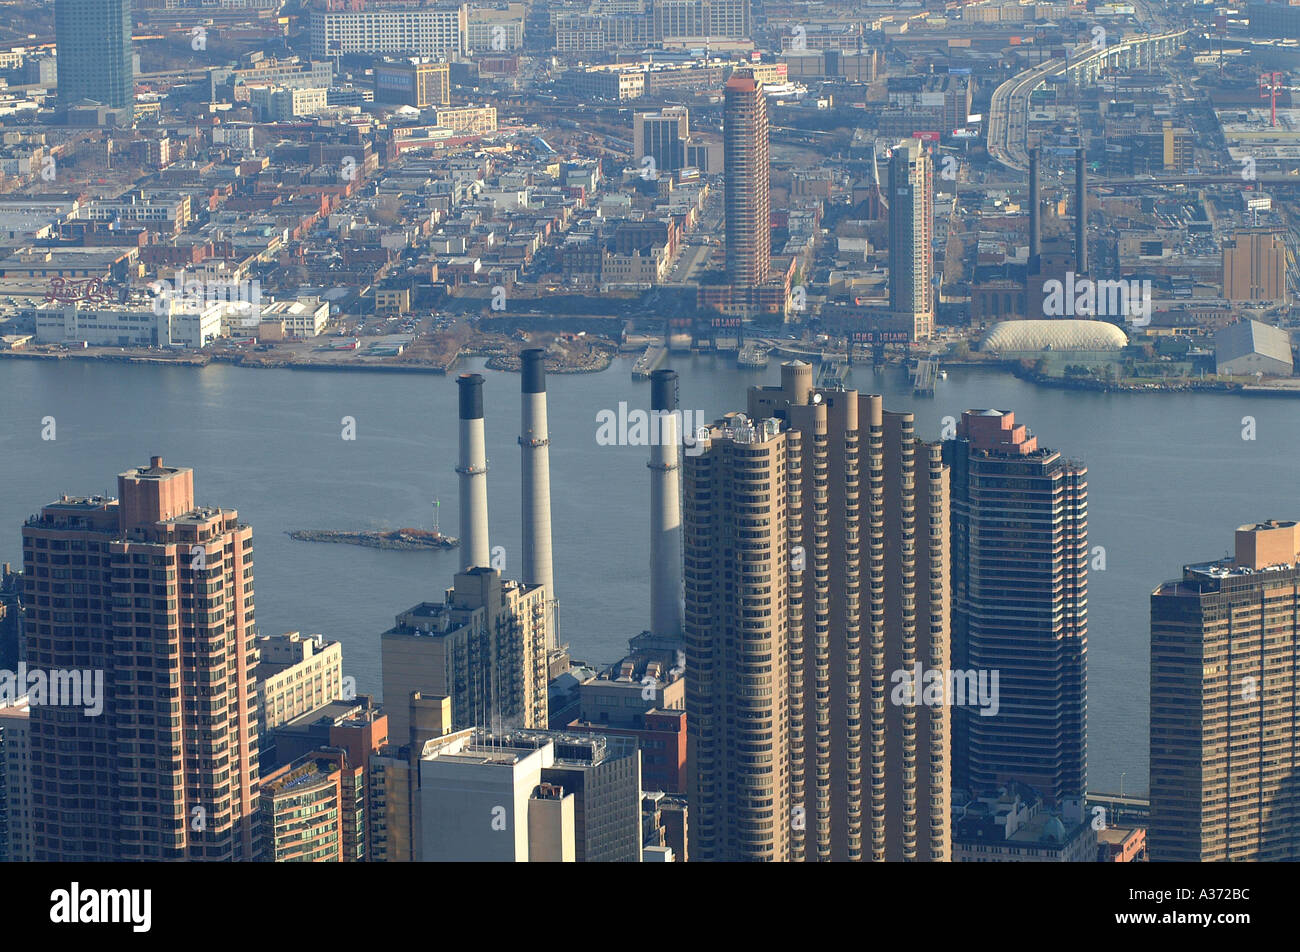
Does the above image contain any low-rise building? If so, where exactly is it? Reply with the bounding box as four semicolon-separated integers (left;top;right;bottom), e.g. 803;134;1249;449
260;298;330;338
374;59;450;108
34;299;223;349
249;84;329;120
954;785;1097;862
432;105;497;135
1215;318;1294;376
256;631;345;732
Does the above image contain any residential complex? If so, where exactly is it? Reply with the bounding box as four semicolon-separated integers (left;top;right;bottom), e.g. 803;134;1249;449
22;458;262;860
686;362;950;862
1150;520;1300;861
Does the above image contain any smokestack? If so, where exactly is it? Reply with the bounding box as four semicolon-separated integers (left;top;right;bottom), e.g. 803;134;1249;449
1028;147;1041;270
519;349;557;649
649;369;684;639
457;373;491;571
1075;146;1088;274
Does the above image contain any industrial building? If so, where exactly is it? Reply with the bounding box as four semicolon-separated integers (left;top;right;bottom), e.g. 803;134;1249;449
1214;318;1294;376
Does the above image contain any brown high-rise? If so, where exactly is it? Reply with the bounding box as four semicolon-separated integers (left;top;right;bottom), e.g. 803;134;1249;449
1150;520;1300;861
685;363;950;862
23;458;262;860
723;73;771;289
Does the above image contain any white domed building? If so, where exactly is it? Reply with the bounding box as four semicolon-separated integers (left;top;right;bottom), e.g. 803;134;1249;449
979;319;1128;357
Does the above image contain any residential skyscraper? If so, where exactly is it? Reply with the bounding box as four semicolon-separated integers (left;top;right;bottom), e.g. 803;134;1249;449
55;0;135;111
944;411;1088;805
887;139;935;340
685;363;951;862
723;73;771;289
0;696;31;862
381;567;549;740
1150;520;1300;861
23;458;262;860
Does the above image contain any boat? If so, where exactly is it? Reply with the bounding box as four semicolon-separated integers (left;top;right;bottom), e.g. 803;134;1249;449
287;528;459;551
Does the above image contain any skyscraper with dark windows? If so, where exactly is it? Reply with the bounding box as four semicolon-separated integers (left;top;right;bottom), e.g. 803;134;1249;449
55;0;135;111
22;458;262;860
635;107;689;176
943;411;1088;806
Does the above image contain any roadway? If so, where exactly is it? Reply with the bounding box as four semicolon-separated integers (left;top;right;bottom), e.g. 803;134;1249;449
987;29;1188;173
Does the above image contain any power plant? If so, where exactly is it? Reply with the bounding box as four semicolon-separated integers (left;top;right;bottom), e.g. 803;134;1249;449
519;348;558;651
456;373;491;571
649;369;684;639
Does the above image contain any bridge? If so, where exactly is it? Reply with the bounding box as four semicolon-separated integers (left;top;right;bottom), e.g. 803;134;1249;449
1098;173;1300;187
988;29;1188;172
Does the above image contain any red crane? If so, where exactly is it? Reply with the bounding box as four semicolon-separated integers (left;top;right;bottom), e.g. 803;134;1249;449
1260;72;1285;128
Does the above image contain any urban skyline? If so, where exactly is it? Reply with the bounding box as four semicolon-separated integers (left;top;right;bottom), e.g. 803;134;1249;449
0;0;1293;895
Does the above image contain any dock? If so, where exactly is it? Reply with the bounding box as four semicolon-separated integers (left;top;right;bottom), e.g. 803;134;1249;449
911;358;939;395
817;356;848;389
632;344;667;379
737;343;770;369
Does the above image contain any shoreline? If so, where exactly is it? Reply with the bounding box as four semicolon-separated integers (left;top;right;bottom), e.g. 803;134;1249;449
0;346;614;376
6;346;1300;396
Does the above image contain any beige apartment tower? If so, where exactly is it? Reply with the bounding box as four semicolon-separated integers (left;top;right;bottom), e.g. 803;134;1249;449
686;363;950;862
381;567;549;740
1150;520;1300;861
888;139;935;340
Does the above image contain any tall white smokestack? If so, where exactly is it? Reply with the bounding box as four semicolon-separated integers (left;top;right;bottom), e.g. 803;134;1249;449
457;373;490;571
519;348;557;649
649;369;683;638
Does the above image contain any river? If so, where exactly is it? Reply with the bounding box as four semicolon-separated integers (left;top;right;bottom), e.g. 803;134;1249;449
2;353;1294;797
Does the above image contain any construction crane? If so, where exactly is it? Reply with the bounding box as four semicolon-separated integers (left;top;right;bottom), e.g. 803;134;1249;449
1261;72;1285;128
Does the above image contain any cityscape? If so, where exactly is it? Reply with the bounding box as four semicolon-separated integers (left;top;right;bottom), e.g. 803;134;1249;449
0;0;1292;905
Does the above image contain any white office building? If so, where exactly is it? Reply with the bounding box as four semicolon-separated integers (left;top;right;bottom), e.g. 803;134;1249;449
310;6;466;58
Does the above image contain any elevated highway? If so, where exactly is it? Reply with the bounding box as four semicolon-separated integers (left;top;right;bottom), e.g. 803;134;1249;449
988;29;1187;172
